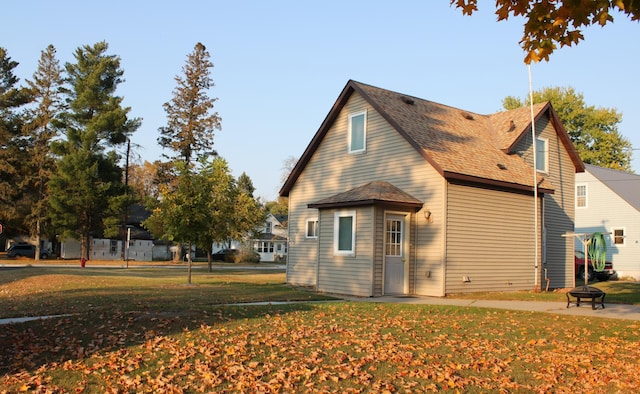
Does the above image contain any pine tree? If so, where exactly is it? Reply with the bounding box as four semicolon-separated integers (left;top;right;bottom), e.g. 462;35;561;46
158;42;221;166
49;41;140;261
237;172;256;197
0;47;32;230
20;44;65;260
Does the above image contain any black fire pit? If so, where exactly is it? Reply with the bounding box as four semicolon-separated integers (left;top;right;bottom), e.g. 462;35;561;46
566;286;606;310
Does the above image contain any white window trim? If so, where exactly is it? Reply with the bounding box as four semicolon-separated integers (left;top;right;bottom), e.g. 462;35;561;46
306;218;319;239
576;183;587;208
536;137;548;173
348;110;367;154
611;227;625;246
334;210;356;256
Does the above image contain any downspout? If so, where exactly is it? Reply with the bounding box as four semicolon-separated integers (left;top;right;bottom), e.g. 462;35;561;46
414;211;418;296
528;65;539;291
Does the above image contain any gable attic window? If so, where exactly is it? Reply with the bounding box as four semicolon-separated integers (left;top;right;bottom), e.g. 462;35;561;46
334;210;356;256
536;137;548;173
348;110;366;153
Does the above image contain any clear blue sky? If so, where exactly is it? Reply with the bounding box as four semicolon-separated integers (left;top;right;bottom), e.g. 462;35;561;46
4;1;639;201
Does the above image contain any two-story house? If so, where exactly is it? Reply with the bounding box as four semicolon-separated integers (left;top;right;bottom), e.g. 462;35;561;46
252;213;288;262
575;164;640;280
280;80;583;297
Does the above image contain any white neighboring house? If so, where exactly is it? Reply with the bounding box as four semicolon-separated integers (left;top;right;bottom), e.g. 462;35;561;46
252;214;288;262
575;164;640;280
61;237;154;261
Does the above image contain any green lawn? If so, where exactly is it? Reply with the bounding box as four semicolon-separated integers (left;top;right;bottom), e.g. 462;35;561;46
1;267;639;392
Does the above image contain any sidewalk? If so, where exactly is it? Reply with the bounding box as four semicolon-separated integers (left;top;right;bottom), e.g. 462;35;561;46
343;295;640;321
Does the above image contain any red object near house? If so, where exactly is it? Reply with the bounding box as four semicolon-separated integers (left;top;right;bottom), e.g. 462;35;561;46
574;250;614;281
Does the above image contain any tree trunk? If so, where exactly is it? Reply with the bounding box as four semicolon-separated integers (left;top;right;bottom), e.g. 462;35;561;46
81;233;90;261
173;242;182;262
34;218;41;262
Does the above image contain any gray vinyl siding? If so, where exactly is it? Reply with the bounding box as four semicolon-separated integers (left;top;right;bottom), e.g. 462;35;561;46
445;182;540;294
372;206;384;296
287;93;445;296
316;207;374;296
513;115;575;288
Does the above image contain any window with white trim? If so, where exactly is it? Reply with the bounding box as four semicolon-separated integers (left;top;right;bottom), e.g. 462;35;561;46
256;241;274;253
576;184;587;208
348;111;366;153
536;137;548;173
612;228;625;246
306;218;318;238
334;210;356;256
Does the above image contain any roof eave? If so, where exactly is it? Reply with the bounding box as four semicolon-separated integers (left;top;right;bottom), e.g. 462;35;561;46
444;171;554;194
280;81;358;196
308;199;423;210
506;102;584;174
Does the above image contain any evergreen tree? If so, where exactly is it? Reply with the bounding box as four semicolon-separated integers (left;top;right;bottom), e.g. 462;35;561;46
503;86;633;172
158;42;221;166
0;47;32;231
237;172;255;197
49;41;141;260
20;44;65;259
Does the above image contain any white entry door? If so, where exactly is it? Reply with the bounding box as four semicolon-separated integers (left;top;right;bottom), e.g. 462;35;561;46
384;214;405;294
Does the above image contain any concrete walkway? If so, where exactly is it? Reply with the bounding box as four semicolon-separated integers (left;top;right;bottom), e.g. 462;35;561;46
342;295;640;321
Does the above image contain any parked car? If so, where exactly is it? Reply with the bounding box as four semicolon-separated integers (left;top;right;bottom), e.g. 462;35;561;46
575;250;614;281
211;248;239;263
6;243;50;259
211;248;260;263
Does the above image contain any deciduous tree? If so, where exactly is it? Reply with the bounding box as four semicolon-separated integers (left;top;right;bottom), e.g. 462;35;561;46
503;86;633;171
452;0;640;63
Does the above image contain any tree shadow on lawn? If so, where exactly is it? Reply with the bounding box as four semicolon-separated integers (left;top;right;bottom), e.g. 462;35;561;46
0;265;282;283
0;301;321;375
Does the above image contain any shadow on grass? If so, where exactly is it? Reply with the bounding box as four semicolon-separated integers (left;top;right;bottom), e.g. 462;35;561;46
0;300;325;375
0;265;284;283
0;266;336;375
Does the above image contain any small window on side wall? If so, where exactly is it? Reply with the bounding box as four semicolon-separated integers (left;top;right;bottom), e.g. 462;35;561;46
348;111;366;153
306;219;318;238
613;228;625;246
334;210;356;256
536;137;548;173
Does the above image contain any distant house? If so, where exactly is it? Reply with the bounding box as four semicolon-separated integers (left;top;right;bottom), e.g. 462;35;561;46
280;80;583;297
60;204;157;261
575;164;640;280
252;213;288;262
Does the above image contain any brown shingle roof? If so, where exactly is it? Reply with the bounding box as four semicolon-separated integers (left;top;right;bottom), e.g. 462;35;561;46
352;82;555;192
281;80;584;196
308;181;423;210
